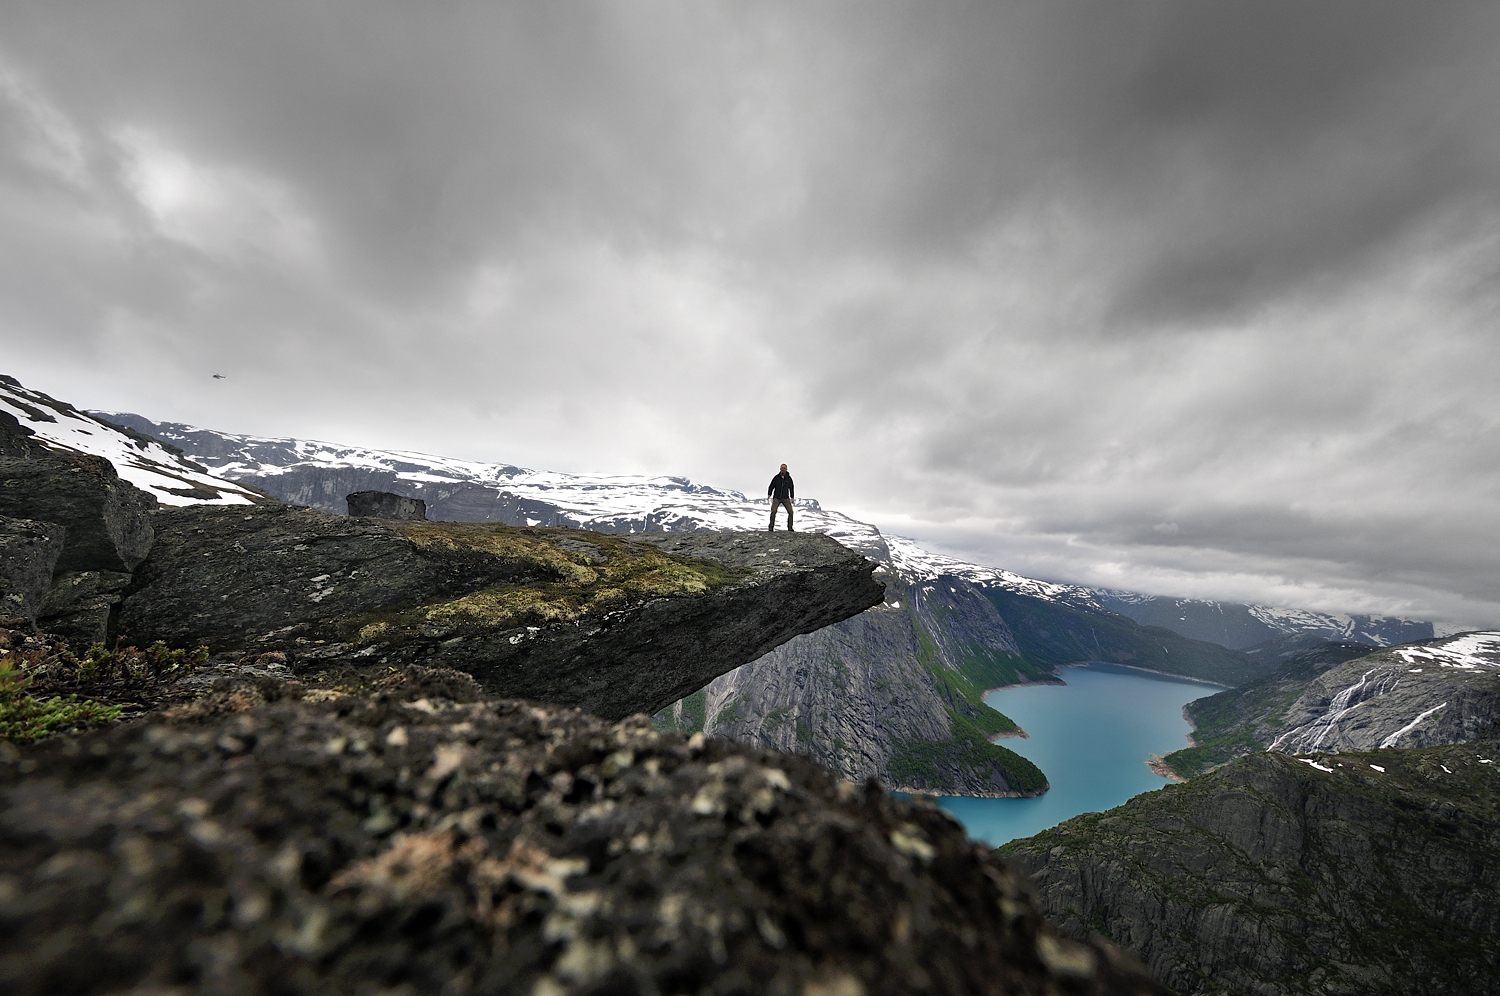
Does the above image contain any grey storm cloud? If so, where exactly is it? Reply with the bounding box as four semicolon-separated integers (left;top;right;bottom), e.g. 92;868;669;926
1;1;1498;628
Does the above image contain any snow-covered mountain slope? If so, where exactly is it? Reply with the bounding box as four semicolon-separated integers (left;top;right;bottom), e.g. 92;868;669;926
1246;605;1430;647
1263;631;1500;754
1;377;262;506
885;535;1106;610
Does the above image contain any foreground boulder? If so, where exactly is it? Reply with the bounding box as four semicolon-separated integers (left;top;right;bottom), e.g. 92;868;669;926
1000;744;1500;995
0;671;1161;996
118;506;886;720
0;516;65;628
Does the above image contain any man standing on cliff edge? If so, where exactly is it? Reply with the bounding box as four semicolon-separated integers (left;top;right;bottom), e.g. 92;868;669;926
767;463;794;532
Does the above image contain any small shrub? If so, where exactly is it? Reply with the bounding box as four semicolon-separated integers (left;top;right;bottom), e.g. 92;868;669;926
0;637;209;743
0;659;121;743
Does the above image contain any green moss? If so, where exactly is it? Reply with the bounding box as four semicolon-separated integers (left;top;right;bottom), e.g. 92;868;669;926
345;525;749;641
0;639;209;743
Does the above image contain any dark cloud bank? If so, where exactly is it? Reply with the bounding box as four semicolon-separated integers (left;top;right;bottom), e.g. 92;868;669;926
2;1;1498;628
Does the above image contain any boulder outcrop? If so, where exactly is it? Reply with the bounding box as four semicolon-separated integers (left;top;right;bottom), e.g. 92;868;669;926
118;506;886;721
37;570;134;646
0;454;156;574
0;516;65;627
0;669;1163;996
347;489;427;520
1001;744;1500;995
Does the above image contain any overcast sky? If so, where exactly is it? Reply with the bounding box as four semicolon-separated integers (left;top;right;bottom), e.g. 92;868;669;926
3;2;1498;629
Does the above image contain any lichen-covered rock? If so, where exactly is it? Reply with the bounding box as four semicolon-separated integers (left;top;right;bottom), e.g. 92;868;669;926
0;670;1163;996
118;506;885;720
347;489;427;520
0;454;156;573
0;516;65;627
1001;744;1500;995
37;570;134;645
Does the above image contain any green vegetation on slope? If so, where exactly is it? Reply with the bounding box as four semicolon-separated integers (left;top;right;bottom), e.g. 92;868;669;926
1163;641;1379;777
982;588;1272;686
887;725;1047;795
899;594;1049;795
654;687;707;734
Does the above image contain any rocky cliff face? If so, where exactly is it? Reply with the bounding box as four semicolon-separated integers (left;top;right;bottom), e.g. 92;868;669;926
1000;743;1500;996
1266;632;1500;753
659;575;1052;798
1162;641;1400;778
117;505;884;722
1163;633;1500;777
0;667;1165;996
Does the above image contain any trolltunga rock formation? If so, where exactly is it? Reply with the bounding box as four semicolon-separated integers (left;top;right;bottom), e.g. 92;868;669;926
117;505;886;721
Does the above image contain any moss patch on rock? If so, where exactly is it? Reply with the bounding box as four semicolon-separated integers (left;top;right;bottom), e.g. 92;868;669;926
346;525;750;641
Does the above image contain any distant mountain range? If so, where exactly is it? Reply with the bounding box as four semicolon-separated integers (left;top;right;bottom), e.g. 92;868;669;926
1092;589;1431;652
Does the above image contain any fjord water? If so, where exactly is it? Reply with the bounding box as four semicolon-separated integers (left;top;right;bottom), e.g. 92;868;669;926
939;663;1224;846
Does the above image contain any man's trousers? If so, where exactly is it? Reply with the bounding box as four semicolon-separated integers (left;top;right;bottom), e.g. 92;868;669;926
769;497;793;531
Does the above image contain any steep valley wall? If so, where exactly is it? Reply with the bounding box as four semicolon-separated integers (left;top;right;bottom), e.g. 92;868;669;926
1000;743;1500;996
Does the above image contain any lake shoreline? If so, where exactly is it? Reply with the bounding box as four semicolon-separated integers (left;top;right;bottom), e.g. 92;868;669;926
941;663;1223;846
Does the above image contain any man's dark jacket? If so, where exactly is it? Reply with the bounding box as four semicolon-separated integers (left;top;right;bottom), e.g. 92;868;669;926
767;472;794;501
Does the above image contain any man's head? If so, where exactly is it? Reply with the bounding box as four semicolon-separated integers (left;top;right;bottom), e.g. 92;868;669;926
780;464;787;472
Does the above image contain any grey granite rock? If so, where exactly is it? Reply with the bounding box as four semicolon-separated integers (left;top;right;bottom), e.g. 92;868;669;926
0;516;65;627
679;576;1049;797
37;570;134;646
0;454;156;573
1264;633;1500;753
1001;743;1500;996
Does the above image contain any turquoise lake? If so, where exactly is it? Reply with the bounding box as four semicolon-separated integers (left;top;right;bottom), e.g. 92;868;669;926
937;663;1224;846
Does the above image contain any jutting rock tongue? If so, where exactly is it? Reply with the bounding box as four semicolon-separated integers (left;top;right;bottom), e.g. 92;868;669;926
347;490;426;520
117;507;886;721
